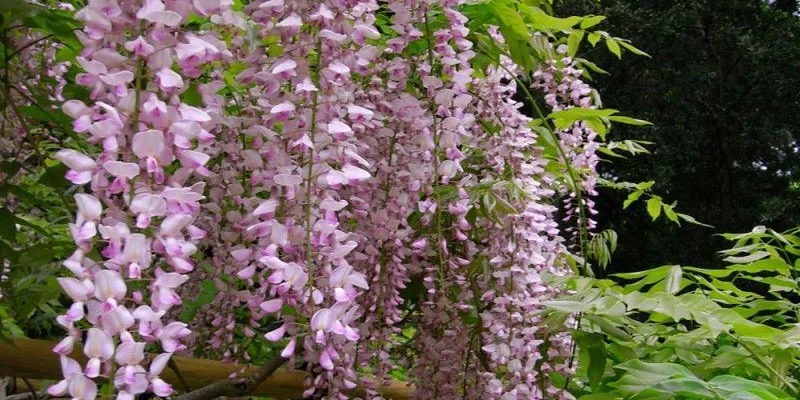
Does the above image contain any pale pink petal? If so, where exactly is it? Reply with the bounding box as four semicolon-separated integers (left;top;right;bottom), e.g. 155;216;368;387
84;357;101;378
156;273;189;288
327;119;352;136
253;200;279;216
94;270;127;301
179;104;211;122
136;0;165;19
280;338;296;358
341;164;371;181
74;194;102;221
270;102;295;115
115;341;146;365
58;277;92;301
347;104;373;120
53;336;75;355
149;352;172;376
57;149;96;171
274;174;302;186
68;374;97;400
271;59;296;75
236;265;255;279
132;130;165;158
103;161;140;178
100;71;134;86
264;324;285;341
155;68;184;89
276;13;302;28
151;378;173;397
259;299;283;313
84;328;114;359
48;380;69;396
145;10;182;27
319;348;334;370
124;36;154;57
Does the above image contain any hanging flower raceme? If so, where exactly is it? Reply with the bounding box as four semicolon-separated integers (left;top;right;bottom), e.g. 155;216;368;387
53;0;229;398
532;54;602;245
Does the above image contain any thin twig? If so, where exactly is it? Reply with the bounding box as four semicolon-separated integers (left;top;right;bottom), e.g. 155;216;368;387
174;337;304;400
736;337;798;393
168;357;192;393
20;379;37;400
6;390;48;400
7;35;54;60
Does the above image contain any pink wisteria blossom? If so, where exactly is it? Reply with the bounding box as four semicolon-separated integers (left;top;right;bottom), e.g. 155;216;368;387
52;0;602;398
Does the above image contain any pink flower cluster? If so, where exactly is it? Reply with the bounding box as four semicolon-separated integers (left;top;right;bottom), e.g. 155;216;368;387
54;0;606;398
52;0;230;399
533;54;602;243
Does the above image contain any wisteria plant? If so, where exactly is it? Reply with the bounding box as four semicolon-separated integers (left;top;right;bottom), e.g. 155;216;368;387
0;0;656;398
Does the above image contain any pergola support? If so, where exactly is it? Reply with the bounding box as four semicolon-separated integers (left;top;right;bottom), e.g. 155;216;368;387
0;339;412;399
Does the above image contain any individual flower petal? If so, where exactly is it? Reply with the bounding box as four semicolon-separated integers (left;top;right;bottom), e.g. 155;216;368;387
93;270;127;302
104;161;140;178
341;164;371;181
264;324;285;341
155;68;184;90
132;130;165;158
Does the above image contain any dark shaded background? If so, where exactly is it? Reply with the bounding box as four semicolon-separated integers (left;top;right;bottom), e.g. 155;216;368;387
553;0;800;273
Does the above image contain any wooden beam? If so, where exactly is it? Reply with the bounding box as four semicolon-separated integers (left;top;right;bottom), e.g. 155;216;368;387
0;339;413;399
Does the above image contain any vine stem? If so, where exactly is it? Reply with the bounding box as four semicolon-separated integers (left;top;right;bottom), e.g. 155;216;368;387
304;38;321;299
424;11;447;295
131;22;146;133
736;337;797;393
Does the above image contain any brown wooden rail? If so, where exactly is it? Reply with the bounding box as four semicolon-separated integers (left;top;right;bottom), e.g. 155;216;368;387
0;338;413;399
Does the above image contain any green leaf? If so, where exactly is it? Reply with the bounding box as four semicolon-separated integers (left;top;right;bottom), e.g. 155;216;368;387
587;31;602;46
38;162;69;188
0;160;22;177
623;190;642;209
618;40;652;58
733;321;784;340
574;331;607;389
677;212;713;228
651;377;716;397
614;264;672;280
580;15;606;29
709;375;792;398
180;280;219;321
542;300;593;313
605;38;622;58
18;244;55;268
576;58;609;75
584;314;633;341
664;265;683;294
492;3;530;40
647;196;662;220
549;107;618;120
610;360;696;393
567;30;584;57
636;181;656;190
729;258;790;275
518;5;582;31
663;204;679;224
723;251;771;264
585;118;608;139
181;83;204;107
0;208;17;241
607;115;652;126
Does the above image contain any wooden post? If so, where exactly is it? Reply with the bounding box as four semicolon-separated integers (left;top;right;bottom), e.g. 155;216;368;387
0;339;413;399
